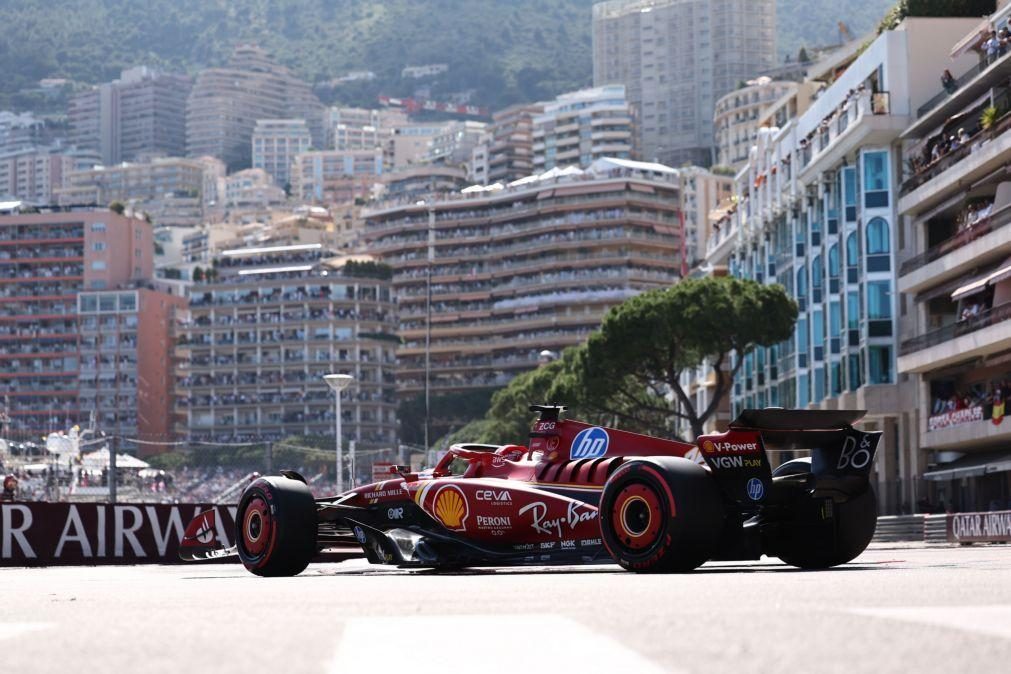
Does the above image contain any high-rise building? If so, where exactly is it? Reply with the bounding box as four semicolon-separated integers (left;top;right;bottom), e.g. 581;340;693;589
186;45;324;171
486;103;543;185
0;209;153;436
532;85;635;170
895;6;1011;512
705;18;982;515
364;157;684;438
251;119;312;188
592;0;777;167
714;77;798;170
0;150;78;205
68;66;192;165
78;287;186;448
290;149;384;205
172;245;398;446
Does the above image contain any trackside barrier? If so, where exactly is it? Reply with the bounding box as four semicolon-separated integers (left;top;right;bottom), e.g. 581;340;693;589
872;515;925;543
871;512;1011;544
0;502;236;566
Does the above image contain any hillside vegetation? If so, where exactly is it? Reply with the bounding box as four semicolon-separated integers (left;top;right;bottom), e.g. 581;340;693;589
0;0;904;111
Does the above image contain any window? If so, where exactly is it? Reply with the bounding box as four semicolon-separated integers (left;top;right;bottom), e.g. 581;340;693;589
80;295;97;312
828;244;840;278
796;265;807;297
91;260;106;271
866;217;891;272
863;151;890;208
99;295;116;312
847;291;860;329
868;281;891;319
119;293;136;311
868;346;893;384
91;222;106;232
811;255;823;288
867;218;889;254
846;232;859;266
92;242;106;252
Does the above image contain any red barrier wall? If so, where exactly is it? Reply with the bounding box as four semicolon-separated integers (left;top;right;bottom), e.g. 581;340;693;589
0;502;236;566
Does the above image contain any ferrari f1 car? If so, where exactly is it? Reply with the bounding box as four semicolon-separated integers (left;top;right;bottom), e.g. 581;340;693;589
180;406;881;576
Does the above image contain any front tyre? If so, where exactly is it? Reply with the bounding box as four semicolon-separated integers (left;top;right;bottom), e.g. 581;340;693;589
236;476;317;577
600;458;724;572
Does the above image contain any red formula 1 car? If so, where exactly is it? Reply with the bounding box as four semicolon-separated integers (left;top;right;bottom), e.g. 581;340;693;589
181;405;881;576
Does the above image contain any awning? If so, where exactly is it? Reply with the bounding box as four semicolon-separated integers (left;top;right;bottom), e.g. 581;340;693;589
951;18;992;58
924;450;1011;481
951;275;991;300
987;259;1011;285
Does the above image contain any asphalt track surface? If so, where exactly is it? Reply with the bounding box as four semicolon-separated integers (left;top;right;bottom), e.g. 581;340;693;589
2;543;1010;674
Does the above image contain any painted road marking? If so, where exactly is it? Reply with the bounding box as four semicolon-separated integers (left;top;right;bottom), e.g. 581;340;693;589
328;614;674;673
849;605;1011;639
0;623;53;641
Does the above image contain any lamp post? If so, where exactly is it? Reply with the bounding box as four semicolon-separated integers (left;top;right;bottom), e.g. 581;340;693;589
425;206;435;451
323;374;354;493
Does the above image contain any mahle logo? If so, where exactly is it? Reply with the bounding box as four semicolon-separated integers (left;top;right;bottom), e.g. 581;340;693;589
570;427;609;459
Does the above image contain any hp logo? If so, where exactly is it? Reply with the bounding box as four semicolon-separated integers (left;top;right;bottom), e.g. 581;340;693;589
746;477;765;502
570;427;610;459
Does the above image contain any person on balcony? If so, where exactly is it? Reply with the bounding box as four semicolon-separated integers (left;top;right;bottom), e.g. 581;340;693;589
941;69;958;94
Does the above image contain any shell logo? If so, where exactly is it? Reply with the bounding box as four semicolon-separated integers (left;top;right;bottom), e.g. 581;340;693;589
702;440;715;454
433;485;469;531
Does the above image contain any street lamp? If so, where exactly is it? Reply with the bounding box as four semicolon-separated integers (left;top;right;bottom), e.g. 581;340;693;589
323;373;354;493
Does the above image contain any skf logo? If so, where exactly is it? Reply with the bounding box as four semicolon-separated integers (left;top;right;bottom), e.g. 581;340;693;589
570;427;609;459
432;485;468;531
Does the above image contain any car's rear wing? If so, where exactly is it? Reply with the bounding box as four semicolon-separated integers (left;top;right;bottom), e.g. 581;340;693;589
698;408;881;507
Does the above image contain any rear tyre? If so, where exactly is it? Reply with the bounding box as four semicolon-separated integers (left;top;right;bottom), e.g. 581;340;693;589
235;476;317;577
600;457;724;573
771;461;877;569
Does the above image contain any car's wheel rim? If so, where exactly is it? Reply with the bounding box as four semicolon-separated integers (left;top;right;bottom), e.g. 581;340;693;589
242;496;271;557
611;482;663;551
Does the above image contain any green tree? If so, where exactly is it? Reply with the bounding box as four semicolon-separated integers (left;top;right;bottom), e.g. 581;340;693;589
798;46;811;63
108;200;126;215
579;277;797;439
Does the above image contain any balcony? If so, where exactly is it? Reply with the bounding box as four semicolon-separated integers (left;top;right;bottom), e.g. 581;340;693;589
898;301;1011;373
900;201;1011;278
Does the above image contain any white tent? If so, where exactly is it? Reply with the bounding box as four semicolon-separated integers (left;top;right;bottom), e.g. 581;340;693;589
81;448;150;470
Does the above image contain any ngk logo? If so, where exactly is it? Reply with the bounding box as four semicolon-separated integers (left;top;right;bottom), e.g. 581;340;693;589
703;438;760;455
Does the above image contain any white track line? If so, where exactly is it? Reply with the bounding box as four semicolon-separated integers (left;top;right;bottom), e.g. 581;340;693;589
0;623;54;641
848;605;1011;639
328;614;674;673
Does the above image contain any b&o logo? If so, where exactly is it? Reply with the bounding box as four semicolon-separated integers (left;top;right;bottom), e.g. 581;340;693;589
570;427;609;459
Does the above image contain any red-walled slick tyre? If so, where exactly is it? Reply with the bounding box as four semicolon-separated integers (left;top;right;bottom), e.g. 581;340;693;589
235;476;317;577
600;457;724;573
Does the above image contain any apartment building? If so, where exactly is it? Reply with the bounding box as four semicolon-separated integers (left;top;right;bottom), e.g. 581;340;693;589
0;209;153;437
326;106;407;154
56;157;220;227
186;45;324;171
485;104;543;185
705;18;981;515
896;4;1011;512
0;150;82;205
593;0;777;167
714;77;798;170
423;121;488;169
172;245;397;446
363;157;684;435
532;85;635;170
251;119;312;188
78;287;185;449
289;149;384;205
69;66;192;165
